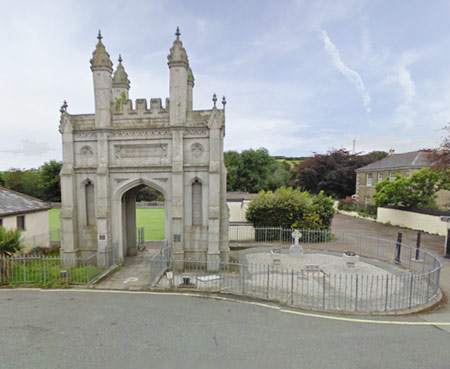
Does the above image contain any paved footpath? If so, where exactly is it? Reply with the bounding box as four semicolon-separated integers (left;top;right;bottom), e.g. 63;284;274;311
332;214;450;331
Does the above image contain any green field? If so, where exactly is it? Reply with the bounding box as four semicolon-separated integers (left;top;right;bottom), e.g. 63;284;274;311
49;207;165;241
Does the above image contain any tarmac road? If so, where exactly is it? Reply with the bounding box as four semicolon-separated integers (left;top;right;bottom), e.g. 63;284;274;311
1;288;450;369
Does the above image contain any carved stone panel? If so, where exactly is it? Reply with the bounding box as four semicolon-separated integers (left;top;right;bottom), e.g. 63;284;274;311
75;142;97;167
114;144;167;159
184;139;208;164
109;140;171;166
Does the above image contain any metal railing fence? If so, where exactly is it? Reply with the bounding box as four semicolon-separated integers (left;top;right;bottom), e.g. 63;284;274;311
0;243;119;286
149;242;172;286
150;230;441;313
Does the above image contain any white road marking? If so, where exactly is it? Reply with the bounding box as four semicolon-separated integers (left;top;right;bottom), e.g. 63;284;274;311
123;277;139;284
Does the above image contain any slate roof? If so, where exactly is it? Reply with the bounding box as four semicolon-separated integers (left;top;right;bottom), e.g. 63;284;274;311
0;187;51;217
226;192;259;202
356;151;432;172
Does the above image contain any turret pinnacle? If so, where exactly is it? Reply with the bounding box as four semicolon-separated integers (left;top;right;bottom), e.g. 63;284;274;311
90;30;113;70
187;67;195;86
113;54;130;88
168;26;189;66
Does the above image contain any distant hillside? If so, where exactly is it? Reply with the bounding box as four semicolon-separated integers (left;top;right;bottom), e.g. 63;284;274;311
273;156;309;168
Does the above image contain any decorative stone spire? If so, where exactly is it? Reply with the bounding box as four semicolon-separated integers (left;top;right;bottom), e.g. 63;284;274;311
222;96;226;109
212;93;217;108
167;26;189;66
113;54;130;88
90;30;113;70
60;100;68;114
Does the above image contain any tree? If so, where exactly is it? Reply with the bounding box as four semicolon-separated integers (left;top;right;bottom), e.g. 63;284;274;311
224;148;289;192
1;168;43;199
40;160;62;202
245;187;335;230
373;167;448;209
427;124;450;168
291;149;388;199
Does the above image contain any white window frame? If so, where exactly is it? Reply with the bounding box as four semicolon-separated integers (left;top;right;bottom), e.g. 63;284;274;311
365;196;371;205
389;171;395;181
377;172;383;183
366;173;373;187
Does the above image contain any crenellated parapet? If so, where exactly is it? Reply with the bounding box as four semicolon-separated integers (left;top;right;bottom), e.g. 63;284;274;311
111;98;170;125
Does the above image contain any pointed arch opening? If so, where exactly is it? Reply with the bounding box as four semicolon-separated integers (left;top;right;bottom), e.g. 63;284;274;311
120;182;166;257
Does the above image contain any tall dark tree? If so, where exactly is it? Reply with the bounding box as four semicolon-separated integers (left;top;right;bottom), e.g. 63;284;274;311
291;149;387;199
427;124;450;168
40;160;62;202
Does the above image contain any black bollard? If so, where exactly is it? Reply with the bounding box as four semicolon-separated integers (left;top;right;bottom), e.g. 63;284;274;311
445;229;450;259
415;231;421;261
395;230;403;263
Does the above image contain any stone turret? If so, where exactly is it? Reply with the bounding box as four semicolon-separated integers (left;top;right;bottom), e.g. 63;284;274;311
90;31;113;128
112;55;130;101
168;27;189;125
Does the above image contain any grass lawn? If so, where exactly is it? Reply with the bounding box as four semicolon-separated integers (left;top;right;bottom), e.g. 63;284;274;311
49;207;165;241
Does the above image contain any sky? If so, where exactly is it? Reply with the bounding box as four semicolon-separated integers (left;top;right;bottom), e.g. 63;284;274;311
0;0;449;170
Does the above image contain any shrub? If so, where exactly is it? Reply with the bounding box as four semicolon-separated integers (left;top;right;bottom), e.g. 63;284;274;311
0;227;23;256
246;187;334;230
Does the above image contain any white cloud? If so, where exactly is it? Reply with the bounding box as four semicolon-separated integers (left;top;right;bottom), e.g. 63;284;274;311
0;139;55;156
394;65;416;129
320;29;371;112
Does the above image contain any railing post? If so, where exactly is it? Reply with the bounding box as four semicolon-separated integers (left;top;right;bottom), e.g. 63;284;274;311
409;274;414;308
355;274;358;312
385;275;389;311
415;231;421;261
242;265;245;294
322;273;326;309
43;256;46;284
266;265;270;299
291;269;294;305
395;230;403;264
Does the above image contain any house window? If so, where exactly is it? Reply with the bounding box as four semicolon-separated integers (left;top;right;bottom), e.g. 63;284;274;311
17;215;25;231
365;196;371;205
0;218;3;227
378;173;383;183
366;173;373;186
389;171;395;181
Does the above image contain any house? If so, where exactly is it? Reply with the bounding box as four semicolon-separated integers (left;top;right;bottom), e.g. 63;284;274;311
355;150;449;209
0;187;51;250
226;192;259;223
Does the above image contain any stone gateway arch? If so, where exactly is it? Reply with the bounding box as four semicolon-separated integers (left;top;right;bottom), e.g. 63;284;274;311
59;29;229;270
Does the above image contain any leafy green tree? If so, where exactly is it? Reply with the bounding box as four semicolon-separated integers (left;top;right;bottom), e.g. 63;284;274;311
373;167;448;209
224;148;288;192
246;187;334;230
2;168;43;199
40;160;62;202
291;149;388;199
